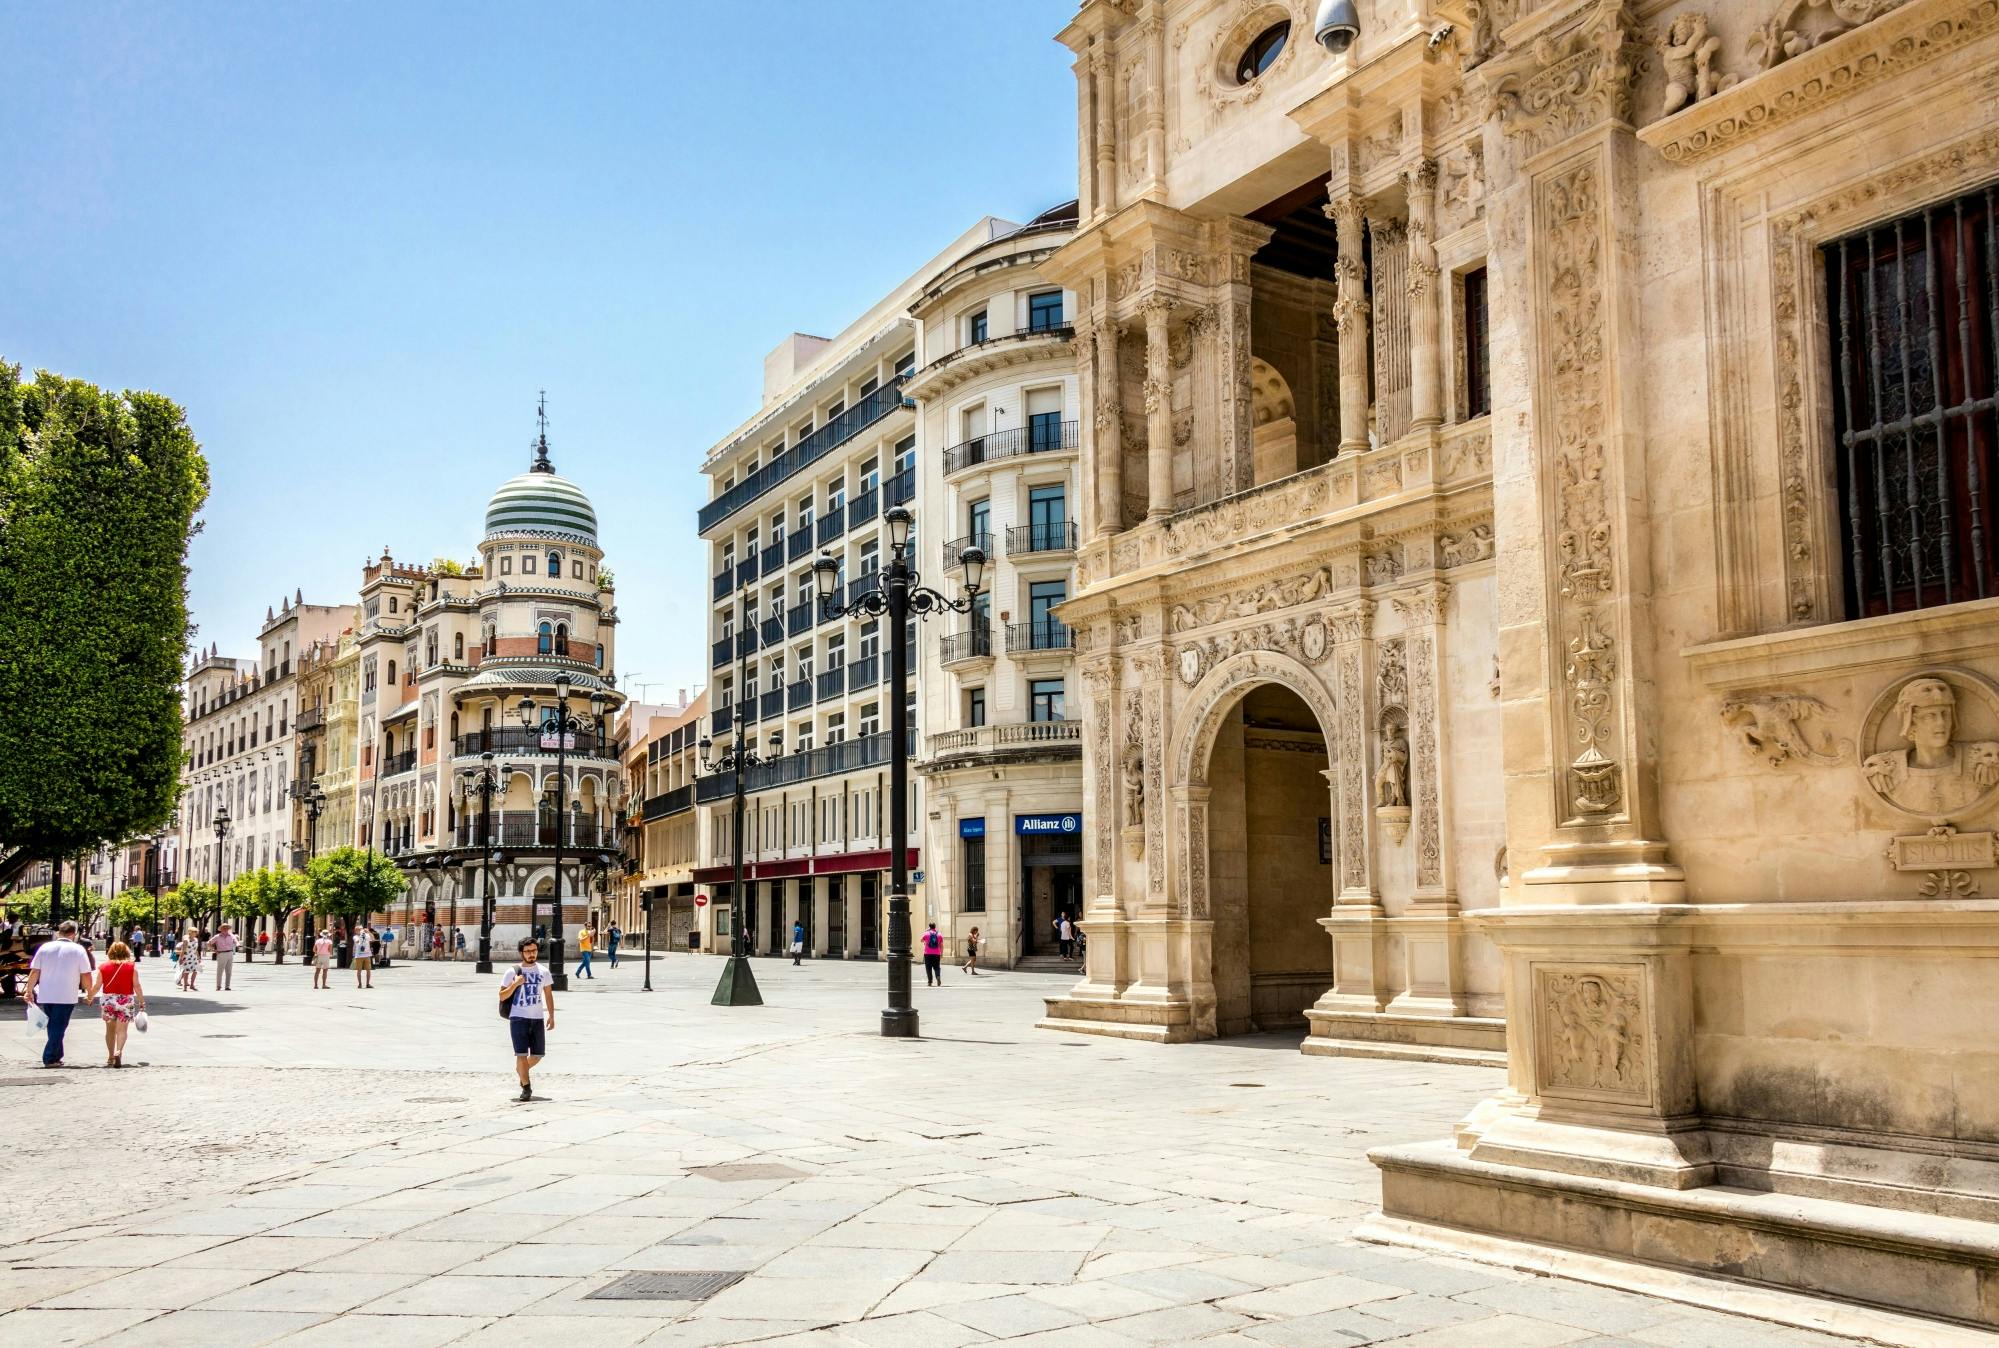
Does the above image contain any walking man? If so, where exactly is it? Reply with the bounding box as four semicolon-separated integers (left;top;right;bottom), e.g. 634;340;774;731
210;923;238;991
352;923;375;989
1059;914;1074;960
23;920;93;1068
574;925;595;980
607;921;621;968
790;920;805;967
499;937;555;1102
920;922;943;987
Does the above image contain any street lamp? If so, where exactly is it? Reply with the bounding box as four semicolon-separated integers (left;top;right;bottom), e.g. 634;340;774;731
814;506;984;1038
516;673;605;993
297;784;325;965
698;724;782;1008
459;751;504;974
212;803;232;936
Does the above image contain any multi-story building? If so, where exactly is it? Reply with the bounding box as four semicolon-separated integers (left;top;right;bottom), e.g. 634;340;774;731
1040;0;1999;1328
614;690;706;951
910;203;1087;969
314;632;362;869
360;423;623;959
694;229;1004;960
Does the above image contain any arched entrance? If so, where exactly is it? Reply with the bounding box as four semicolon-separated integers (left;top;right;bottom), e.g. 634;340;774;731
1203;683;1336;1035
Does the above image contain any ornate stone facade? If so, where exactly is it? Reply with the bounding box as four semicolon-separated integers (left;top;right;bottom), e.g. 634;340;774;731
1043;0;1999;1330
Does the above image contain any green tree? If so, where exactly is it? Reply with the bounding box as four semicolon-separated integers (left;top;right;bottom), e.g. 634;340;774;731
2;887;50;926
108;887;155;935
0;363;209;924
223;866;308;962
305;846;405;926
163;879;212;930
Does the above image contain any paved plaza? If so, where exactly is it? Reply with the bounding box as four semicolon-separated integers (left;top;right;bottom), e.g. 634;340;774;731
0;952;1929;1346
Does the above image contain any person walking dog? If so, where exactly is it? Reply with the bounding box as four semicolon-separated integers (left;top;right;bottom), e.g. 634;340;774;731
499;937;555;1102
23;921;93;1068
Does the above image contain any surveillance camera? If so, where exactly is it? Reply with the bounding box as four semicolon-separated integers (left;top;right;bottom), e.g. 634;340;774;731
1313;0;1360;54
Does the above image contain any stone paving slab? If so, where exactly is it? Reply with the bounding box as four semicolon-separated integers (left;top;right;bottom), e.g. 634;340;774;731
0;955;1911;1346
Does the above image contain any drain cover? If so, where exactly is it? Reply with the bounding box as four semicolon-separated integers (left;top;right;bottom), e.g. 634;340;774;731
689;1162;809;1182
586;1270;748;1301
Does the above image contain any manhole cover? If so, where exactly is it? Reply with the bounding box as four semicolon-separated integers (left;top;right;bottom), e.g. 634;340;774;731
405;1096;467;1105
586;1271;748;1301
689;1162;809;1182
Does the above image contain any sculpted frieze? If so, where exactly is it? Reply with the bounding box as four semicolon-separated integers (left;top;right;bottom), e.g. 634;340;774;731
1719;693;1849;768
1860;672;1999;823
1537;965;1651;1103
1486;1;1645;158
1167;567;1333;632
1439;523;1495;568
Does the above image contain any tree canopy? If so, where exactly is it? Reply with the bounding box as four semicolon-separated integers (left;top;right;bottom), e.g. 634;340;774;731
2;887;50;925
223;866;308;925
164;879;212;923
109;888;155;931
305;846;405;919
0;363;209;871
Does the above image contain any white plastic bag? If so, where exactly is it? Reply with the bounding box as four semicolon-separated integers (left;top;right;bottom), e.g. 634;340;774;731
133;1011;149;1034
26;1003;47;1034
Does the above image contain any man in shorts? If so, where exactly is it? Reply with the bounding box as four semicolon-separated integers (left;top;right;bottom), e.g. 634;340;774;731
499;937;555;1102
352;923;375;988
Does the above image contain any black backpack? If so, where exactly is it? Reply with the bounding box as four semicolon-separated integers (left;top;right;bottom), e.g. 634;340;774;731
499;966;520;1020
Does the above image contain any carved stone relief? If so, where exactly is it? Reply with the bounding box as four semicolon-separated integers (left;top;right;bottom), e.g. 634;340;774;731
1720;693;1849;768
1537;964;1651;1103
1657;11;1732;117
1440;523;1495;568
1168;567;1333;631
1486;1;1645;159
1859;671;1999;823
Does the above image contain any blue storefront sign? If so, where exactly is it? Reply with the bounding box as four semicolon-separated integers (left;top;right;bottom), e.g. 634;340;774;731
958;818;986;839
1015;812;1083;836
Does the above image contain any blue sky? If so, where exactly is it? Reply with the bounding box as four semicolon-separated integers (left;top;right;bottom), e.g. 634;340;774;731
3;0;1078;701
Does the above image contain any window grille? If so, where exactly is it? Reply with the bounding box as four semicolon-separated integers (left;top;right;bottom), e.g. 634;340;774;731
1825;182;1999;618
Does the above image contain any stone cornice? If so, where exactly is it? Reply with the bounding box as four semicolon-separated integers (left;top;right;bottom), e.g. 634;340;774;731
901;330;1075;403
1637;0;1999;166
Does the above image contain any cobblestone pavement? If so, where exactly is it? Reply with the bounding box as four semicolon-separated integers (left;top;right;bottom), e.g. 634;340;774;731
0;952;1918;1346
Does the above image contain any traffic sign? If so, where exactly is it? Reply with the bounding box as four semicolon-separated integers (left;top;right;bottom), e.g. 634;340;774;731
694;894;709;907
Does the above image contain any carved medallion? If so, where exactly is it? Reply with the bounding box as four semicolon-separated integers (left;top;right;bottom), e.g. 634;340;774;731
1300;620;1327;663
1858;670;1999;824
1178;646;1203;687
1535;964;1650;1104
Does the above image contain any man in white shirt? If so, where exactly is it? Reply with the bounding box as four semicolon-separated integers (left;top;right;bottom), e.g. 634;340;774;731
209;923;239;991
499;936;556;1102
24;921;94;1068
352;924;375;989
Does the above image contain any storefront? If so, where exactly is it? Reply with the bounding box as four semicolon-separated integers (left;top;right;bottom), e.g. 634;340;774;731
1015;812;1082;958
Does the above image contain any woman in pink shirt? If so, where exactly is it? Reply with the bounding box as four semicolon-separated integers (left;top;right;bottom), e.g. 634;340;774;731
310;930;333;990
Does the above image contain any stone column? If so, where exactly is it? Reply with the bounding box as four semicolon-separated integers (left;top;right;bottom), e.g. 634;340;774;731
1315;598;1388;1012
1389;582;1465;1016
1096;315;1125;538
1143;14;1167;200
1075;56;1095;221
1328;196;1372;456
1143;297;1174;520
1406;159;1444;431
1093;49;1118;221
1073;317;1100;541
1214;251;1255;496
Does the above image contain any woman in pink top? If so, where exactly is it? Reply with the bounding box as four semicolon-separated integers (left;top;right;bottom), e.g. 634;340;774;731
311;930;333;990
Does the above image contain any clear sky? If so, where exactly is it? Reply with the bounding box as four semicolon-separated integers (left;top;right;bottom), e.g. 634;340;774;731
3;0;1078;702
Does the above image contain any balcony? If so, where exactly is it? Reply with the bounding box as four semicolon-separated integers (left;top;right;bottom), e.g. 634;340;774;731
886;464;915;506
943;531;992;570
817;511;846;546
713;569;732;600
712;636;732;669
1006;620;1073;655
698;375;909;534
787;678;812;712
760;541;785;576
642;784;695;822
817;668;846;702
452;727;613;759
939;628;994;666
381;748;417;777
788;530;813;561
454;812;621;852
295;706;325;732
736;558;759;589
693;728;911;803
762;616;785;648
927;718;1082;760
760;688;784;721
848;655;880;690
847;486;880;531
943;419;1079;475
787;600;814;636
710;705;734;736
1007;521;1078;555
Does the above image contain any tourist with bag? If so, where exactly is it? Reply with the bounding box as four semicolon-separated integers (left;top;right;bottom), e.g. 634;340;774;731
962;927;981;976
89;941;145;1068
498;936;555;1102
23;921;93;1068
920;922;944;986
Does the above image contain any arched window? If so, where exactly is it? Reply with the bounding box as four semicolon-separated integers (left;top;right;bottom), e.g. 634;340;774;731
595;643;604;668
387;659;397;685
554;624;569;656
547;551;561;577
449;712;459;741
537;622;553;655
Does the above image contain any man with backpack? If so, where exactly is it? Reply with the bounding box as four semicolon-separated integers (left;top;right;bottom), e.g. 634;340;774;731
499;936;555;1102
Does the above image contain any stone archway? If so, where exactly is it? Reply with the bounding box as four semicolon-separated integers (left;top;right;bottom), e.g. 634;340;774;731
1171;649;1343;1037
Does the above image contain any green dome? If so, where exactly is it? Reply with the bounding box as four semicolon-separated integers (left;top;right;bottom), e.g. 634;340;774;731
485;467;598;547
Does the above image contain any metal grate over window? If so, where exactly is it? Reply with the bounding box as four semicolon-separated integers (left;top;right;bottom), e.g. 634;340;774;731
1825;181;1999;619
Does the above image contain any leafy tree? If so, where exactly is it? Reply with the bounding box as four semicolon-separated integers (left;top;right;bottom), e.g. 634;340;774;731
0;363;209;923
2;887;50;926
223;866;308;962
163;879;213;928
305;846;405;924
108;888;155;934
431;557;465;577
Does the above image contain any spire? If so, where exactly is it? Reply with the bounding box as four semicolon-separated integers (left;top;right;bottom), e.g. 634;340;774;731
530;390;554;474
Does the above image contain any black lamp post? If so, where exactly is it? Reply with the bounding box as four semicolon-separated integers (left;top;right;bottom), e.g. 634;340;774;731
814;506;984;1038
698;717;781;1007
212;803;232;936
460;750;503;974
641;887;654;992
516;673;604;993
299;784;325;964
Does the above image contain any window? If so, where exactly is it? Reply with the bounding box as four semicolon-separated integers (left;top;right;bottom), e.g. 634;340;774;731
1826;189;1999;617
538;622;553;655
827;634;846;669
859;456;879;495
1029;485;1067;549
826;476;846;514
895;434;916;476
967;310;988;345
968;498;990;540
500;555;513;576
572;560;583;579
481;623;496;655
859;619;880;662
1235;19;1290;83
1028;290;1064;332
797;494;815;530
595;643;604;668
547;551;561;577
963;831;987;913
859;537;880;577
1030;579;1068;636
554;624;569;656
1463;266;1491;419
1030;678;1066;723
858;702;880;738
793;721;813;754
386;659;397;685
896;350;915;375
859;375;878;398
388;596;398;614
966;687;987;728
453;632;464;661
826;712;846;745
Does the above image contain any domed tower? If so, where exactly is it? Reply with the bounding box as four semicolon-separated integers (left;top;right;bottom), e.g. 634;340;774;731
443;406;622;974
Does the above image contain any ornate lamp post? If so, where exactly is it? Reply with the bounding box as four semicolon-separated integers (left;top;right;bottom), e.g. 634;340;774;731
212;803;232;935
516;673;604;993
698;724;782;1008
813;506;984;1038
460;751;504;974
298;784;325;964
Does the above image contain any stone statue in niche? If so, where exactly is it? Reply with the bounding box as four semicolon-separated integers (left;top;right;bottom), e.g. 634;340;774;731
1375;730;1410;809
1121;725;1147;862
1658;11;1730;116
1861;676;1999;820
